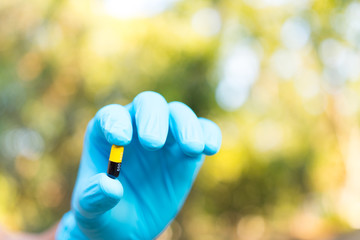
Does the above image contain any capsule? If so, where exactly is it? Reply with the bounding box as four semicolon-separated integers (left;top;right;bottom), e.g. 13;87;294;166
107;145;124;178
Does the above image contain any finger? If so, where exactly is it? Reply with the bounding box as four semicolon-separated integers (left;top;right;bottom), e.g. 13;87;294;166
74;173;123;221
199;118;222;155
94;104;133;146
130;91;169;150
169;101;204;156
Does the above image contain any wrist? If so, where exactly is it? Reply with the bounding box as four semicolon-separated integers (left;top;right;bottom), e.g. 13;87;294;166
56;212;87;240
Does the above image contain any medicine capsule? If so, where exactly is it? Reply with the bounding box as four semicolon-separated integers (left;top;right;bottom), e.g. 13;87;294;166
107;145;124;178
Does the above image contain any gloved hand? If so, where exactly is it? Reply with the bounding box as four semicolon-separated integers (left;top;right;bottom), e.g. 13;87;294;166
56;91;222;239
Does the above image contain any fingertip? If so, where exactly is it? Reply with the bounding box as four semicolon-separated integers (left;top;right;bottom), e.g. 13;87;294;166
104;124;132;146
99;173;124;201
133;91;167;104
168;101;187;112
139;134;166;151
96;104;133;146
203;143;220;156
180;140;205;156
133;91;169;151
199;118;222;156
169;101;205;156
77;173;123;219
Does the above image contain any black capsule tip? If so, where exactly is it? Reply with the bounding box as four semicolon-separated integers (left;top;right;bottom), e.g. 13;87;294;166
107;161;121;178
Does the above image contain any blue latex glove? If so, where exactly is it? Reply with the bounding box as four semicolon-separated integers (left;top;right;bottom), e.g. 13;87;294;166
56;91;222;239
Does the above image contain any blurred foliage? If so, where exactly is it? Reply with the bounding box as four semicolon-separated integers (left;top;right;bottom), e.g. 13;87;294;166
1;0;360;239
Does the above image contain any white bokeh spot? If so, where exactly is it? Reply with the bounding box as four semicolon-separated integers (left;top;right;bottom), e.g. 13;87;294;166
191;8;222;37
103;0;179;19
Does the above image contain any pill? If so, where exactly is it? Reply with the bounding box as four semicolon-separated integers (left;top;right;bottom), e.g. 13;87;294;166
107;145;124;178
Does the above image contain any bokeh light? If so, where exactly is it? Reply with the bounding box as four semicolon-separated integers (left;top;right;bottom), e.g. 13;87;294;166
103;0;179;19
216;43;261;111
1;128;44;160
191;8;222;37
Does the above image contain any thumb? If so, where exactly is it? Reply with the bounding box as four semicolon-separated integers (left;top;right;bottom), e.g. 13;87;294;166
74;173;123;222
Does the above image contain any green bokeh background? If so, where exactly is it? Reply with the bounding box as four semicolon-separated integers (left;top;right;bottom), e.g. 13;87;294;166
1;0;360;239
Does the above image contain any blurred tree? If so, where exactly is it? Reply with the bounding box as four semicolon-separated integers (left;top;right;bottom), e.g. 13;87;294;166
1;0;360;239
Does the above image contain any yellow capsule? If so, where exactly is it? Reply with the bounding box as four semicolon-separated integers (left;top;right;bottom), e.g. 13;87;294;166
107;145;124;178
109;145;124;163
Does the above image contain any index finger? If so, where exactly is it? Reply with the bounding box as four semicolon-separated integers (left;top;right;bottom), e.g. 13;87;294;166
91;104;133;146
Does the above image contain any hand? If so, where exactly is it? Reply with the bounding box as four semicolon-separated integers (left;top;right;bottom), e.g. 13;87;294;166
56;91;222;239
